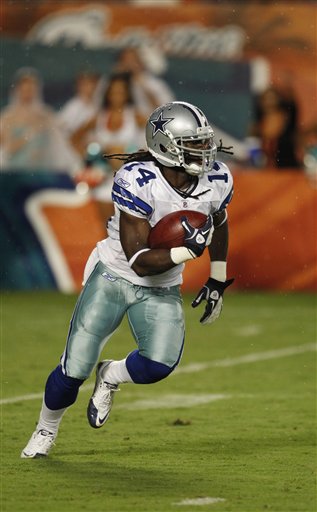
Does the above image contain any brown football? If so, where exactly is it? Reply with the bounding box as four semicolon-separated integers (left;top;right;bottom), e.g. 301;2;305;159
148;210;207;249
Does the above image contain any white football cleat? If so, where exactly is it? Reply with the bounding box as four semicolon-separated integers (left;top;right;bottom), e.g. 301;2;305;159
21;429;56;458
87;360;119;428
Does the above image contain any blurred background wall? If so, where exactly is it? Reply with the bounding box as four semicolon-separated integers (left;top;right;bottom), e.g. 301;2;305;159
1;0;316;292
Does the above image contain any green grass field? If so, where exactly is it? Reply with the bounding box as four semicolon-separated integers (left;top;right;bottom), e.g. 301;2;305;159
1;291;316;512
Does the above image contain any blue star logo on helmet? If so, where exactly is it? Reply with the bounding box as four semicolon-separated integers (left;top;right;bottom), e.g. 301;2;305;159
150;111;173;137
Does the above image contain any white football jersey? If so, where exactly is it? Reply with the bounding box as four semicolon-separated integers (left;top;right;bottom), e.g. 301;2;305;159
97;159;233;287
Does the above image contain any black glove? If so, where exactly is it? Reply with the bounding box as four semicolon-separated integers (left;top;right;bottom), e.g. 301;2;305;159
181;215;213;258
192;277;234;324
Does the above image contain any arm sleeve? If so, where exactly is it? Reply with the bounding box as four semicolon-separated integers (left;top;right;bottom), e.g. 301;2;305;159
111;163;154;219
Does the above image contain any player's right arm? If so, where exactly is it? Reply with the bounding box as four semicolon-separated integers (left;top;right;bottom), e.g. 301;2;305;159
119;210;176;276
120;210;213;277
113;162;212;276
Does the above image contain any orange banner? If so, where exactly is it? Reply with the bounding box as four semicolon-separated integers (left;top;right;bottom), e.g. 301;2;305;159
38;171;317;292
183;171;317;292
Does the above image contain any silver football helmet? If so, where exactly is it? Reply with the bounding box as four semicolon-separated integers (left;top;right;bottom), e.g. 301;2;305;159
146;101;217;177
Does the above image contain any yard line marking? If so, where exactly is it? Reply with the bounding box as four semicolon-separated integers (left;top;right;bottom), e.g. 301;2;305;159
174;342;317;374
117;393;230;410
0;392;44;405
0;391;230;408
1;343;315;405
233;324;263;336
174;497;226;506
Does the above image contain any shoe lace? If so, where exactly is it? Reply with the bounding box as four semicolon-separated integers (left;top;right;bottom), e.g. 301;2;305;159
34;430;55;447
95;381;119;409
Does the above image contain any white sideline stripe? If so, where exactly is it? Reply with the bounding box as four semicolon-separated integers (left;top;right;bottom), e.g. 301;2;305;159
174;497;226;506
1;343;316;406
174;342;317;374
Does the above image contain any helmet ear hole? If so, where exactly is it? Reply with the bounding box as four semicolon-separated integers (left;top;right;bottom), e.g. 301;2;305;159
159;144;167;153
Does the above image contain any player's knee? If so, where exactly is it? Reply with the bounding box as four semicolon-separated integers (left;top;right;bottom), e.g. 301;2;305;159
126;350;175;384
44;365;84;410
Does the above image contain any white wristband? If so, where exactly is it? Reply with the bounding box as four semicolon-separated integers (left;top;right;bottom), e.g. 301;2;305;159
210;261;227;282
170;246;195;265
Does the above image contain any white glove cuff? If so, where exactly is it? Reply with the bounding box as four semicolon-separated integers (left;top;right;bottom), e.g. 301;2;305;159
170;246;195;264
210;261;227;282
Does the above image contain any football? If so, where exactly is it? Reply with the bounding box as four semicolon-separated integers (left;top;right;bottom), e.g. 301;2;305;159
148;210;207;249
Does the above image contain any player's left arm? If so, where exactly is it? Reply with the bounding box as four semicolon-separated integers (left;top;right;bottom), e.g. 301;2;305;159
209;209;229;262
192;208;234;324
192;160;235;325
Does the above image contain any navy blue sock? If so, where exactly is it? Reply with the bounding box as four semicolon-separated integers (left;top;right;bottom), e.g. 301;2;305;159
126;350;174;384
44;365;84;410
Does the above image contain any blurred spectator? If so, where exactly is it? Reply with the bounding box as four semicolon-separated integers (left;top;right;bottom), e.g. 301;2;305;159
92;72;146;161
71;72;146;160
250;86;301;169
0;67;80;173
113;46;174;116
301;122;317;182
74;73;147;223
58;72;101;136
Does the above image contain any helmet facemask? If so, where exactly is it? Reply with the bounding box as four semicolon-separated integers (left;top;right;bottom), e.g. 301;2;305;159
165;127;217;177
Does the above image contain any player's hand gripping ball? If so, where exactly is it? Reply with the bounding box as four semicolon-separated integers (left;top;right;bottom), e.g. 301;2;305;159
148;210;207;249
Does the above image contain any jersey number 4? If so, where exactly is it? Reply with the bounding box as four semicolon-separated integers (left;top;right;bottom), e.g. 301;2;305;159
124;163;156;187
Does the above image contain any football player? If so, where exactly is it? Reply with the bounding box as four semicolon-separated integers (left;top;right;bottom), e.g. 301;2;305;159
21;101;234;458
